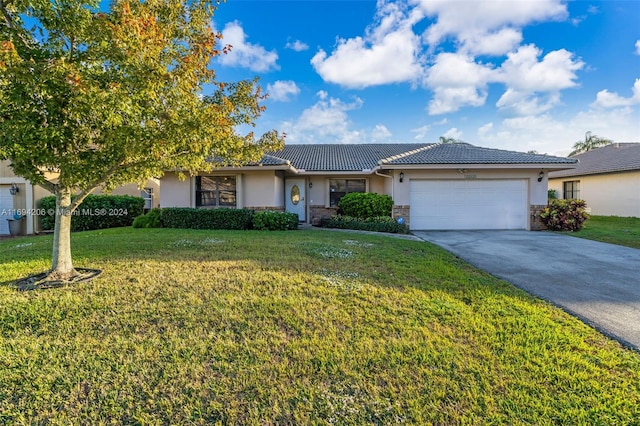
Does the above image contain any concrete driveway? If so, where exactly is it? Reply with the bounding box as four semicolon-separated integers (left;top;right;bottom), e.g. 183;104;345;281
413;230;640;350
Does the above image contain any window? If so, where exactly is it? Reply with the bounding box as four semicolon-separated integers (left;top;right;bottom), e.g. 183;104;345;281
329;179;366;207
196;176;236;207
563;180;580;200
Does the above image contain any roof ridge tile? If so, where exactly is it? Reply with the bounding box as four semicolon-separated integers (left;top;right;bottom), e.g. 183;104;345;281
378;144;435;164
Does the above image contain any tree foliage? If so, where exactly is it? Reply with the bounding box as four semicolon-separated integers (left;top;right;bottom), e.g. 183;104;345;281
0;0;284;280
568;131;612;156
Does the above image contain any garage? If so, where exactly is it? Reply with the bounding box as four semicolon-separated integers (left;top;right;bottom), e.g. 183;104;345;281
409;179;528;230
0;186;13;235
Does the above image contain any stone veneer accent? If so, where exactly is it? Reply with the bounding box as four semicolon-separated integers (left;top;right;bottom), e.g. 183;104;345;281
529;204;547;231
392;205;410;228
309;205;339;226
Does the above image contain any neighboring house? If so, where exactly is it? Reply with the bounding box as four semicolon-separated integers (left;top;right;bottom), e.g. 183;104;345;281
161;143;576;231
548;143;640;217
0;159;160;236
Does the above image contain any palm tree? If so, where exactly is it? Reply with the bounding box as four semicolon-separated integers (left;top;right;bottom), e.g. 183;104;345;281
569;131;612;156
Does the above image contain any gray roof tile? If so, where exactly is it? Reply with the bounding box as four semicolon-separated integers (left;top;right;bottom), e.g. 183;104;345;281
549;143;640;178
382;143;577;165
255;143;576;171
265;144;429;171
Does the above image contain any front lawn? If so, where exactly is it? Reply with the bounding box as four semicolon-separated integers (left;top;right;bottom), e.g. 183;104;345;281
1;228;639;424
568;215;640;249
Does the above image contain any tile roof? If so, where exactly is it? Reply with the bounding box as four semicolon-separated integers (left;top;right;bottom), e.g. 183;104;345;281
548;143;640;178
262;143;576;171
382;143;577;165
265;143;429;171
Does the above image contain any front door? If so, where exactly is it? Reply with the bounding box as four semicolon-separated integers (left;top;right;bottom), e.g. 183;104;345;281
285;179;306;221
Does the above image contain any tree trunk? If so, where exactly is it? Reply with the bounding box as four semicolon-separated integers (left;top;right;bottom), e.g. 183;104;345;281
50;188;78;280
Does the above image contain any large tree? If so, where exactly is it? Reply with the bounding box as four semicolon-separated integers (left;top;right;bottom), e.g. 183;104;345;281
0;0;283;282
568;131;612;156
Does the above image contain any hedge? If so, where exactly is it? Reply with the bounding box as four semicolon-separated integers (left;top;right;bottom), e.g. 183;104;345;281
322;215;409;234
132;208;162;228
39;194;145;231
337;192;393;218
159;208;255;230
252;211;299;231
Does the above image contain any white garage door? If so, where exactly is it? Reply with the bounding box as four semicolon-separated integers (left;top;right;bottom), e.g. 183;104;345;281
0;186;14;235
409;179;528;230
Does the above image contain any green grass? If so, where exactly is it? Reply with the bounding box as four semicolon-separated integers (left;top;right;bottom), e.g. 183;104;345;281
1;228;639;424
567;215;640;249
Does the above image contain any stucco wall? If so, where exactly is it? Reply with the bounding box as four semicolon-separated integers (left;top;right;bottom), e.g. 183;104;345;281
160;170;283;209
242;171;283;209
0;160;19;178
549;171;640;217
160;172;192;208
93;179;161;208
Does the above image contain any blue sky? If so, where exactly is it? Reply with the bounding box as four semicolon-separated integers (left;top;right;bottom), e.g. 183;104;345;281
208;0;639;155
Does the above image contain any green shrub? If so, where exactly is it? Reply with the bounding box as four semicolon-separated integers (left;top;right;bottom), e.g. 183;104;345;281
252;211;298;231
39;194;145;231
337;192;393;218
322;215;409;234
160;208;254;230
540;199;589;231
548;189;558;199
132;208;162;228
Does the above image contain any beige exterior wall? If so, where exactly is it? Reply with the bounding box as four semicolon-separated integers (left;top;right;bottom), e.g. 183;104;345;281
1;160;19;178
160;172;192;207
160;170;284;209
549;171;640;217
93;179;161;208
242;171;284;209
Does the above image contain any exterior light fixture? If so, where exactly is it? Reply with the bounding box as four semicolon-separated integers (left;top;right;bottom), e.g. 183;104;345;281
399;172;404;183
308;181;313;189
9;183;19;195
538;171;544;182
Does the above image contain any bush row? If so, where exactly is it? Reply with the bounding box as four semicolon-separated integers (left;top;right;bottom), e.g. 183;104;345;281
338;192;393;218
322;215;409;234
132;208;299;231
540;199;589;231
39;195;145;231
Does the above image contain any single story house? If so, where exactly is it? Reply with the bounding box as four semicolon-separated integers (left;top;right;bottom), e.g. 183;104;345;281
0;160;160;236
548;143;640;217
161;143;576;231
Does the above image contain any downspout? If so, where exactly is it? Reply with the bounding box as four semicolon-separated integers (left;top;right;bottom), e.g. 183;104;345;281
374;168;394;216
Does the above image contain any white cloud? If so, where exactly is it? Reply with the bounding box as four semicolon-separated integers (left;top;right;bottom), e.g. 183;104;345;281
591;79;640;109
495;45;583;114
280;92;365;144
280;93;400;144
311;2;424;88
412;125;431;141
371;124;392;141
478;122;493;138
266;80;301;102
635;40;640;55
475;107;640;156
217;21;279;72
285;39;309;52
425;52;495;114
498;45;584;92
442;127;463;140
416;0;567;55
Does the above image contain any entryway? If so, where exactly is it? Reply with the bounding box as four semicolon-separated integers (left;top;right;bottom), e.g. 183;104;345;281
285;179;306;221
